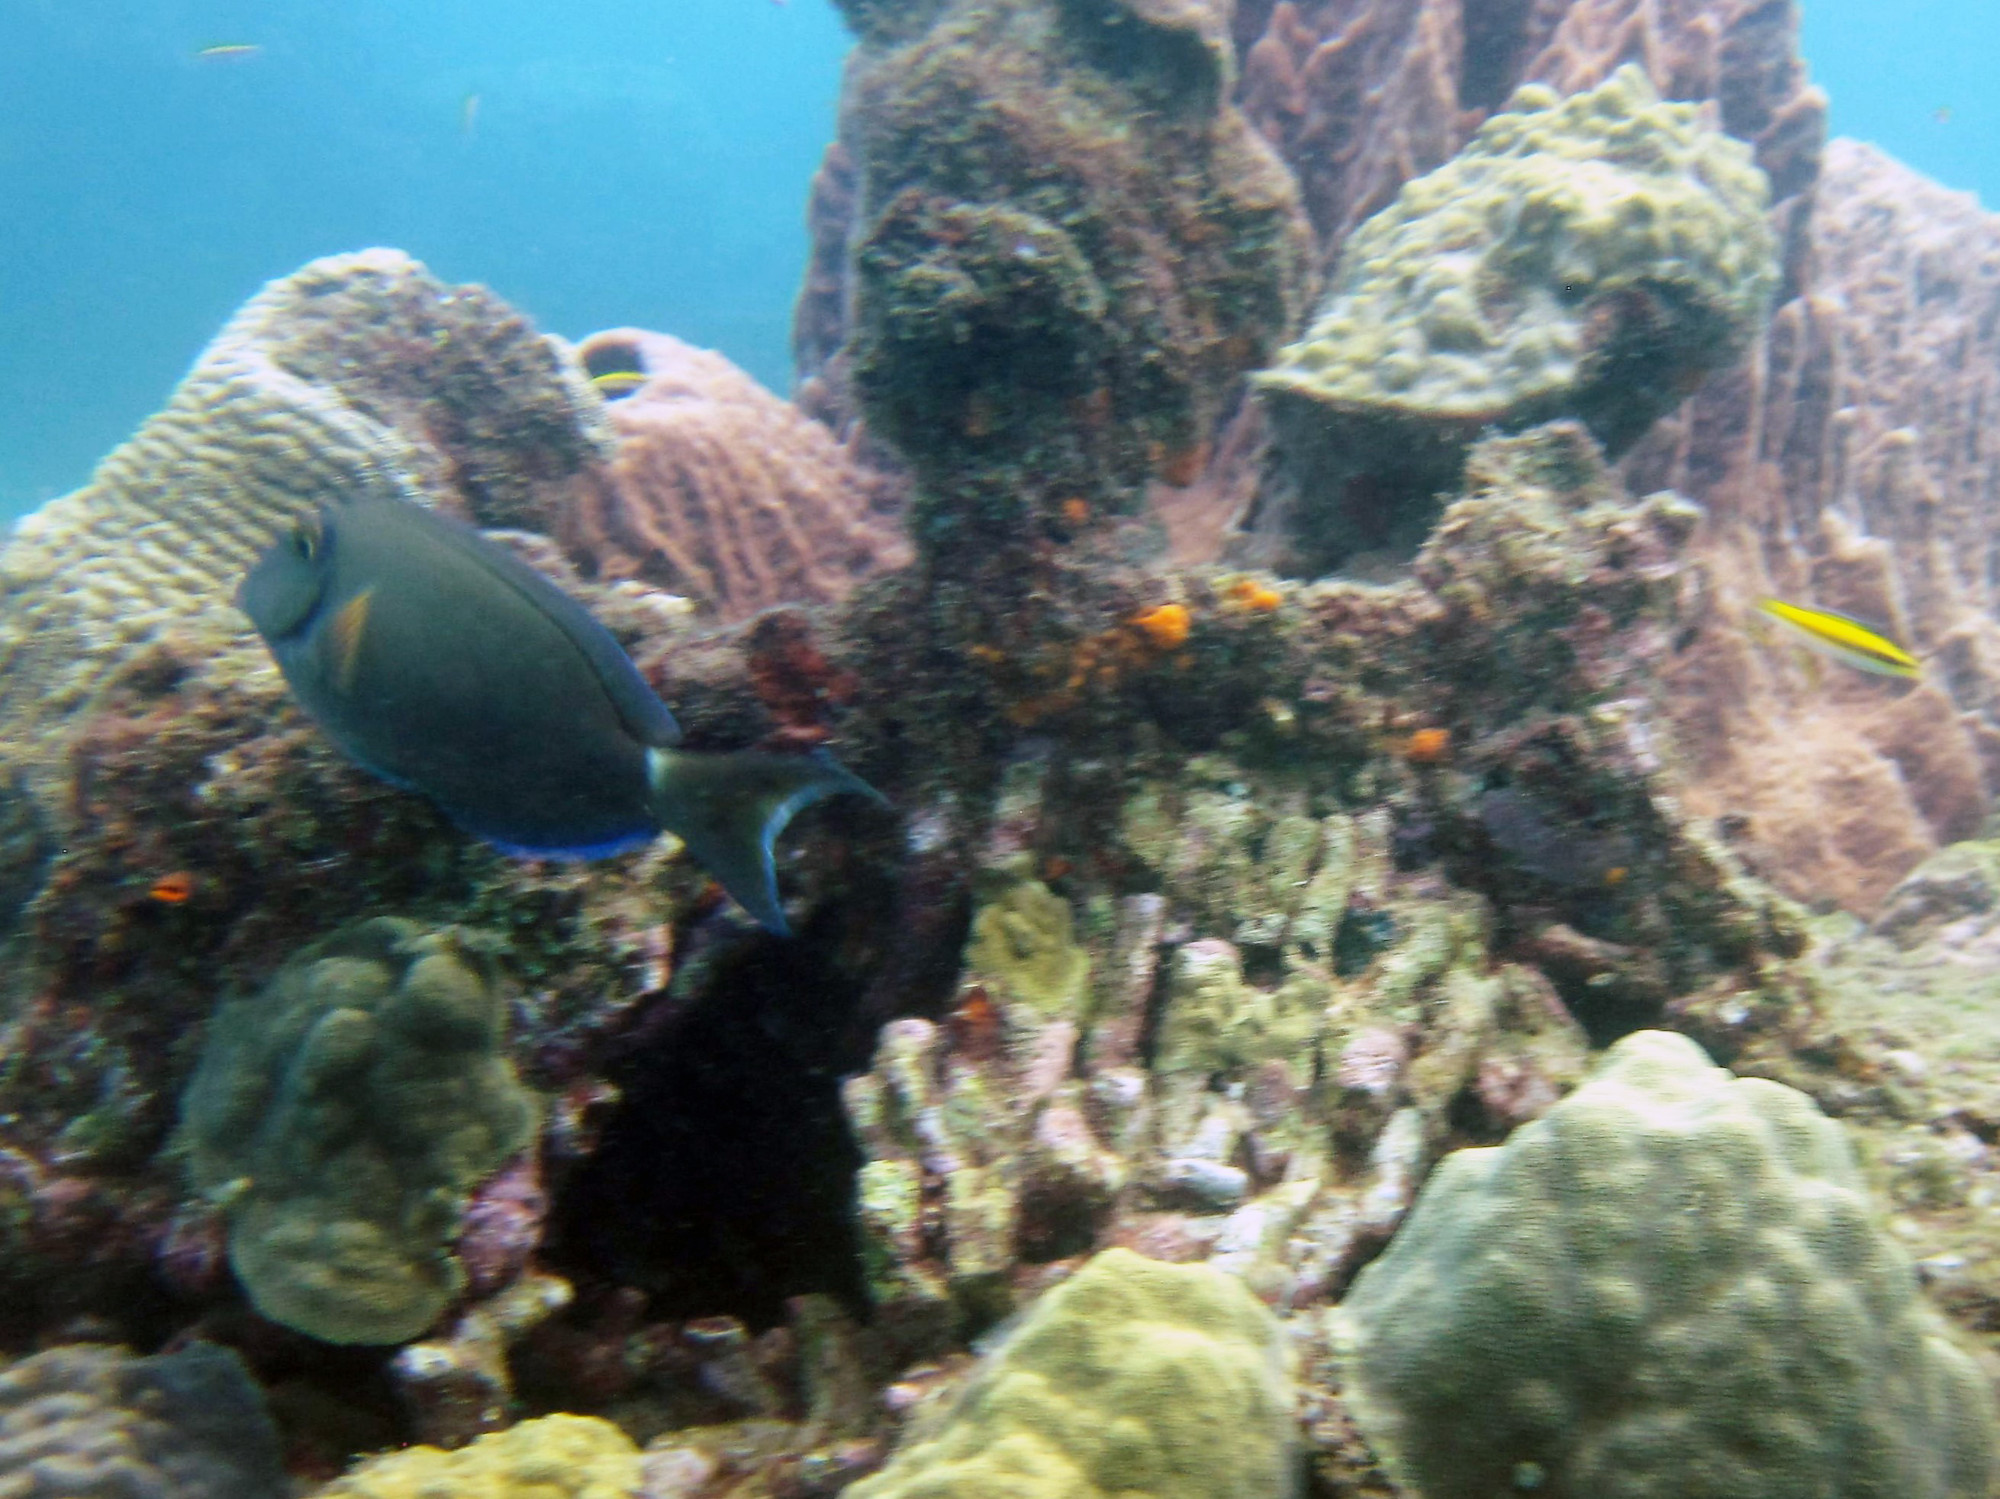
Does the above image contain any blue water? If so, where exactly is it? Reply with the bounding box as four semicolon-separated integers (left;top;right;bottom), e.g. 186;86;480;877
0;0;1991;523
0;0;852;519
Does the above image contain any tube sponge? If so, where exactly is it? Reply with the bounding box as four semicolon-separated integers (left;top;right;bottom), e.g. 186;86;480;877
1334;1029;1997;1499
848;1247;1297;1499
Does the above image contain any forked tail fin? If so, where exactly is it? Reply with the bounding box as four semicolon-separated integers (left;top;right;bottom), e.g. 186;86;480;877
646;747;883;935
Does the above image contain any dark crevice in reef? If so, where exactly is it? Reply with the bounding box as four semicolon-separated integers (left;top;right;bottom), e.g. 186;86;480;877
541;813;928;1332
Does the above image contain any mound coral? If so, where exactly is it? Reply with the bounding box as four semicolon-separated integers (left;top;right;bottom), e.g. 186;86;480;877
826;0;1312;556
1253;66;1777;574
321;1413;642;1499
1334;1029;1996;1499
0;249;608;786
559;329;909;622
848;1247;1295;1499
178;917;538;1345
0;1342;284;1499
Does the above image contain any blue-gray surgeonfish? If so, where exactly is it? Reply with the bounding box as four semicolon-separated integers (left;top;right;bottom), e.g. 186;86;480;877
237;496;879;934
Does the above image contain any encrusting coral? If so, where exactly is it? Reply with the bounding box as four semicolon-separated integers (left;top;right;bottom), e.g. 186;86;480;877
178;917;538;1345
847;1247;1296;1499
558;329;909;622
319;1413;642;1499
1333;1029;1997;1499
1252;65;1778;575
963;877;1090;1017
824;0;1312;557
0;1342;285;1499
0;249;609;789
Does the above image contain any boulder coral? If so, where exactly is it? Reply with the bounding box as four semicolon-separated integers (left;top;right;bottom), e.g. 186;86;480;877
320;1413;642;1499
559;329;909;622
847;1248;1296;1499
1253;66;1777;575
0;1342;285;1499
825;0;1313;556
0;249;608;790
1334;1029;1997;1499
178;917;538;1345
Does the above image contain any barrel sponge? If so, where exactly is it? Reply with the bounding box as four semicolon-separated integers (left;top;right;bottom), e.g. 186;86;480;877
1334;1029;1997;1499
848;1247;1297;1499
321;1414;642;1499
0;1342;285;1499
178;917;539;1345
1255;66;1778;455
0;248;609;768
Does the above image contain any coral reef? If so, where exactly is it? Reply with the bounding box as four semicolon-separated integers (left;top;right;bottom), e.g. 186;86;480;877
1252;66;1777;575
846;1248;1295;1499
1236;0;1824;262
0;1341;284;1499
320;1413;642;1499
559;330;909;622
963;878;1089;1017
818;0;1313;557
1334;1029;1996;1499
178;917;538;1344
1638;140;2000;914
0;250;608;790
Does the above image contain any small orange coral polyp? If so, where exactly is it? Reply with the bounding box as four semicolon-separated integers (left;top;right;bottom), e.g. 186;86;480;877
1402;727;1452;765
1132;603;1191;650
1227;577;1283;612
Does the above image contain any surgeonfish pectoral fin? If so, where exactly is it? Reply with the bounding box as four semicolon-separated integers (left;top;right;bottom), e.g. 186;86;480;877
647;748;884;936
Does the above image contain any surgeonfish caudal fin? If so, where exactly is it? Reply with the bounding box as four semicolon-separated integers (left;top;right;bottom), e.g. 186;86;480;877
646;747;883;935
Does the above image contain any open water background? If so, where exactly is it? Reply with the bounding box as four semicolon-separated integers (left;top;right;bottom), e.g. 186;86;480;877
0;0;1990;522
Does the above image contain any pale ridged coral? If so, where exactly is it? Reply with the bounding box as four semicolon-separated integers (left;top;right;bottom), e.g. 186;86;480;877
0;1342;284;1499
321;1414;642;1499
1253;66;1777;574
178;917;538;1345
1334;1030;1997;1499
0;249;608;782
847;1248;1295;1499
560;329;909;622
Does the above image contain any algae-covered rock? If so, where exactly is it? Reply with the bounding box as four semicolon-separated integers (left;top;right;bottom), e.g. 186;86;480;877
179;917;538;1345
1333;1029;1996;1499
321;1413;641;1499
850;1247;1295;1499
965;878;1090;1017
1254;66;1776;575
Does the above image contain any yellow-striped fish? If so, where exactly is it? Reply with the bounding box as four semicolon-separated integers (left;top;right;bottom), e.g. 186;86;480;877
590;370;648;399
195;43;262;60
1757;597;1920;679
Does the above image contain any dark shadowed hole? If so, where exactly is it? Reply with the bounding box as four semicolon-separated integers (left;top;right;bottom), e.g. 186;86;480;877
541;922;875;1330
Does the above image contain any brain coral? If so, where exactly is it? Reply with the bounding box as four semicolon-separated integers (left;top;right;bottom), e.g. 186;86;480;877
1253;66;1777;574
1333;1028;1996;1499
558;328;909;621
0;1342;284;1499
849;1246;1296;1499
179;917;539;1345
321;1414;641;1499
0;248;608;781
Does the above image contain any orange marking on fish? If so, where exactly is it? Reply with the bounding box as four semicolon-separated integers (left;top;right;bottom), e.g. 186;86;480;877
327;588;374;693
